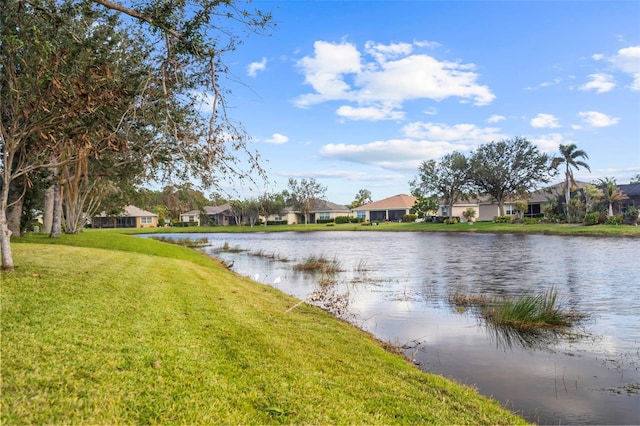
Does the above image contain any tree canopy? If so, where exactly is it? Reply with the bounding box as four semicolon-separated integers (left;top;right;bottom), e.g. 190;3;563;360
1;0;273;270
468;137;552;216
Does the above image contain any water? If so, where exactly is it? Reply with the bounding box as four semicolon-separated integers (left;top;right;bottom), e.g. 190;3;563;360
148;231;640;424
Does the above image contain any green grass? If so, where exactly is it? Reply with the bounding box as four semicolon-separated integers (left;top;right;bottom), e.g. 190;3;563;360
482;288;581;330
112;220;640;237
293;254;342;273
2;233;528;424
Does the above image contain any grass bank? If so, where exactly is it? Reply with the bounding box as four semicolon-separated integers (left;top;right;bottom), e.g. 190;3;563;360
113;220;640;237
2;233;527;424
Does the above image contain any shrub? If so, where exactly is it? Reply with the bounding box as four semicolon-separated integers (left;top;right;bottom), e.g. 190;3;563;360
493;215;512;223
625;207;639;225
606;215;624;225
316;219;335;224
266;220;288;225
402;214;418;223
583;212;599;226
335;216;351;224
462;208;476;223
350;217;364;223
444;218;458;224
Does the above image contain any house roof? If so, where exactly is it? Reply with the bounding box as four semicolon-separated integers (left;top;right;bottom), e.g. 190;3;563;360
353;194;417;211
95;205;157;218
309;199;349;212
181;204;232;216
123;205;157;217
528;181;590;203
618;183;640;197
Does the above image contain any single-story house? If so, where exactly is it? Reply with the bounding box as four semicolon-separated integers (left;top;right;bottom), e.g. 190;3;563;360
179;204;235;226
618;183;640;214
352;194;417;222
264;199;350;224
439;181;591;221
92;205;158;228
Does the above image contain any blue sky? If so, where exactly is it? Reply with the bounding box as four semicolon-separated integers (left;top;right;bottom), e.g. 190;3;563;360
219;0;640;205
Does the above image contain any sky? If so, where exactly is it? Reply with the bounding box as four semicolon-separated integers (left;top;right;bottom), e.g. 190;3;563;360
217;0;640;206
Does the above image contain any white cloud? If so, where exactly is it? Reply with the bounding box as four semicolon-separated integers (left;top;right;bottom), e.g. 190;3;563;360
336;104;404;121
579;73;615;93
578;111;620;127
530;113;561;128
610;45;640;90
247;57;267;77
319;139;472;171
402;122;504;143
530;133;573;153
592;54;605;61
487;114;505;123
295;40;495;114
263;133;289;144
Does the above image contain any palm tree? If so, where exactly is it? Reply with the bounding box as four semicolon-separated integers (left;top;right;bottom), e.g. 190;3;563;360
550;144;591;221
598;177;628;217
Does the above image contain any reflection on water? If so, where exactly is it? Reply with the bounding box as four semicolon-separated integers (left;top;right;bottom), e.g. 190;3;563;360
149;231;640;425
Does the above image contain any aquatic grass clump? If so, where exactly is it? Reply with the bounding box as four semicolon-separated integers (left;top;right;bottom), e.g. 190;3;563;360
293;255;342;274
151;236;209;248
482;288;583;330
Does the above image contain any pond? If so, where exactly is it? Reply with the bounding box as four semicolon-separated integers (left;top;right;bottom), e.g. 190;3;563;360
149;231;640;424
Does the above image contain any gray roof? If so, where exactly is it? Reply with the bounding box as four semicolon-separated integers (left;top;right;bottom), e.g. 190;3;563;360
618;183;640;197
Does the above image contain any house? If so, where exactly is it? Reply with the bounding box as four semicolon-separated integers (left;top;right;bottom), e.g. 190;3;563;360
439;181;591;221
179;203;235;226
265;199;350;224
92;205;158;228
352;194;417;222
617;183;640;214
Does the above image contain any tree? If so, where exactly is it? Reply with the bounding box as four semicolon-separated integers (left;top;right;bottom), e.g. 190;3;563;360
1;0;273;270
410;190;439;219
410;152;471;219
258;192;286;226
349;189;373;209
631;173;640;184
582;184;604;214
598;177;628;217
550;143;591;221
285;178;327;225
469;137;552;216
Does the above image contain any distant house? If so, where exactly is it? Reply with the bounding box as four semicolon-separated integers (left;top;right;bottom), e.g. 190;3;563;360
179;204;235;226
265;199;350;224
440;181;591;221
92;205;158;228
617;183;640;214
352;194;417;222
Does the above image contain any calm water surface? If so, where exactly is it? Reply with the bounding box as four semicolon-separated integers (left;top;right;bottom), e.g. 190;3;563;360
154;231;640;424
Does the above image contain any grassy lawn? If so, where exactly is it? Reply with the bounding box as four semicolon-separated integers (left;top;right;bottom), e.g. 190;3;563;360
2;233;528;424
110;220;640;237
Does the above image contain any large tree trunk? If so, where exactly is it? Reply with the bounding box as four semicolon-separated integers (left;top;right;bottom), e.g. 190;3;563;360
50;181;62;238
7;197;23;238
42;186;54;234
1;183;14;270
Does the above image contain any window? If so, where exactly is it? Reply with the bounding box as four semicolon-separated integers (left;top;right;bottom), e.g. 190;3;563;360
505;205;516;215
356;211;366;219
318;212;330;220
188;215;195;222
141;216;153;224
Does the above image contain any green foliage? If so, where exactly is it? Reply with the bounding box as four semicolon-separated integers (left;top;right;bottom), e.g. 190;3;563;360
493;216;512;223
606;215;624;225
462;208;476;222
444;218;459;224
625;207;639;224
482;288;581;330
402;214;418;222
583;212;600;226
334;216;351;224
